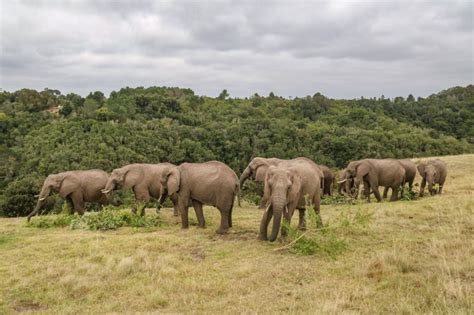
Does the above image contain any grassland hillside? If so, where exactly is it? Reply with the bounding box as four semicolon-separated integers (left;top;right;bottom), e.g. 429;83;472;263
0;154;472;313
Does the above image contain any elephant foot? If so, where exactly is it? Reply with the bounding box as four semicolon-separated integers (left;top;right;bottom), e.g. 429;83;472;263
298;225;307;231
198;224;206;229
258;234;268;241
215;227;229;235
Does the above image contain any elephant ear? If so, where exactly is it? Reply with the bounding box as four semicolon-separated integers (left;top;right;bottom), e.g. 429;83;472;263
288;172;302;208
121;167;141;188
261;166;276;207
417;163;426;177
166;167;180;196
57;173;80;197
254;160;270;181
356;161;371;178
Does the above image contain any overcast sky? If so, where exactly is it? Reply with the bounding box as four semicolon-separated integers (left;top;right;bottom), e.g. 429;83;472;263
1;0;472;99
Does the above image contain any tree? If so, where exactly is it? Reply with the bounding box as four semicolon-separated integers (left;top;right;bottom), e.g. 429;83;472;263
218;89;229;100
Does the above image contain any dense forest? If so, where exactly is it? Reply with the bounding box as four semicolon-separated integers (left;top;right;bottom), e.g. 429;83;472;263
1;85;473;216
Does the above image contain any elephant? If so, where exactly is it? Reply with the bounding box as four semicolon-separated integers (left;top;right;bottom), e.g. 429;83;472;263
382;159;417;199
342;159;406;202
337;168;354;196
27;169;113;221
259;161;322;242
102;163;177;216
319;165;334;196
160;161;240;234
417;159;447;197
240;157;324;206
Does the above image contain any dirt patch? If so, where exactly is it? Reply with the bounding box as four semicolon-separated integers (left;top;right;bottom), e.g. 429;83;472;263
14;301;46;312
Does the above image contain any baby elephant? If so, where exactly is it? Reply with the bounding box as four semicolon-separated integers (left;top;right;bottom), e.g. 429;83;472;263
28;169;113;221
160;161;240;234
417;159;447;197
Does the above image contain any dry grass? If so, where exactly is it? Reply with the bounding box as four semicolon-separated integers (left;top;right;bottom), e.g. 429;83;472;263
0;154;473;314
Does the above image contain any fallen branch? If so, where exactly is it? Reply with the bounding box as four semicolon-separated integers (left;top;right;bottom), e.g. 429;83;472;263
273;231;310;251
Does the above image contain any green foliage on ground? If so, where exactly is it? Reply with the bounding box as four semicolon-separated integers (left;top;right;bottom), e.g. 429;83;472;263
26;208;163;230
1;85;473;216
285;206;372;257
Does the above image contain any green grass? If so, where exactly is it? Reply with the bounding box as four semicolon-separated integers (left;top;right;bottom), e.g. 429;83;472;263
0;154;473;314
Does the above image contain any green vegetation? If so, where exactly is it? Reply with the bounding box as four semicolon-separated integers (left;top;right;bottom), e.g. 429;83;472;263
26;208;163;230
1;85;473;217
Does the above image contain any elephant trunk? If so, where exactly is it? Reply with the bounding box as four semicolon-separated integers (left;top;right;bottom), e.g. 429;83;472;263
102;179;116;194
427;179;434;195
27;185;51;221
269;193;286;242
239;166;252;188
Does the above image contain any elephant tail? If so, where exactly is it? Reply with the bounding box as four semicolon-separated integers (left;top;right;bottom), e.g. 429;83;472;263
235;183;241;207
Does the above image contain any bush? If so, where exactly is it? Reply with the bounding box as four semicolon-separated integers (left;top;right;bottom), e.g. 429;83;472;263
282;206;372;257
26;214;74;228
26;208;163;231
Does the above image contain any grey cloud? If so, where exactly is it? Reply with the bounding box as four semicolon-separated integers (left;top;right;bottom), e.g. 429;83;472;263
0;0;472;98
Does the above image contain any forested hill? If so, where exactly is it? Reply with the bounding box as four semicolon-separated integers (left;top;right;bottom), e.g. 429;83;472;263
0;85;473;216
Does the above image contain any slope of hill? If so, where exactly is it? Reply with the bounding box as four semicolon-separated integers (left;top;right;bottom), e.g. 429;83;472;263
0;154;472;313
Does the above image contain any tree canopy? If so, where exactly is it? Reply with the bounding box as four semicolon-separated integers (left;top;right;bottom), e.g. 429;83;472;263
1;85;472;216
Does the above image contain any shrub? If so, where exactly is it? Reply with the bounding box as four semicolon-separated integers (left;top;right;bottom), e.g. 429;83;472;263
26;208;163;231
282;205;372;257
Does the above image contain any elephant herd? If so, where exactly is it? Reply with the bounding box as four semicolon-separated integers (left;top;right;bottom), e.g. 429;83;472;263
27;157;448;242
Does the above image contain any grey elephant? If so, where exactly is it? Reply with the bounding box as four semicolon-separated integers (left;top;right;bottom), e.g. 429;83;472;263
240;157;324;206
319;165;334;196
417;159;447;197
259;160;322;242
27;169;113;221
382;159;417;199
343;159;406;202
102;163;177;216
160;161;240;234
337;168;354;196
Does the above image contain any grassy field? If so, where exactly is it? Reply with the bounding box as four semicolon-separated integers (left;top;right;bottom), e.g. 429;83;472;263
0;155;472;314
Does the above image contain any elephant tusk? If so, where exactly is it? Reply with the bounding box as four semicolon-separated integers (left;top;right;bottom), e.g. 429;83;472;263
337;179;347;184
34;194;39;198
265;204;271;213
38;197;46;201
101;189;111;194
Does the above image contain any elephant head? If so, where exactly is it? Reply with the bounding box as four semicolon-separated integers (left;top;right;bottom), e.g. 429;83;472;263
102;166;145;194
336;168;353;196
28;173;73;221
239;158;271;188
260;166;301;242
417;163;437;194
102;168;128;194
160;167;181;198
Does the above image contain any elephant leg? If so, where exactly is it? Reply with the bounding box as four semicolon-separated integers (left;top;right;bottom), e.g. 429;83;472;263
383;186;389;199
390;186;399;201
216;207;230;235
313;194;322;227
191;200;206;228
438;183;444;194
419;178;426;197
363;181;371;202
259;206;273;240
133;188;150;216
297;208;306;230
180;201;190;229
70;192;85;215
371;183;382;202
66;197;74;215
280;207;293;239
